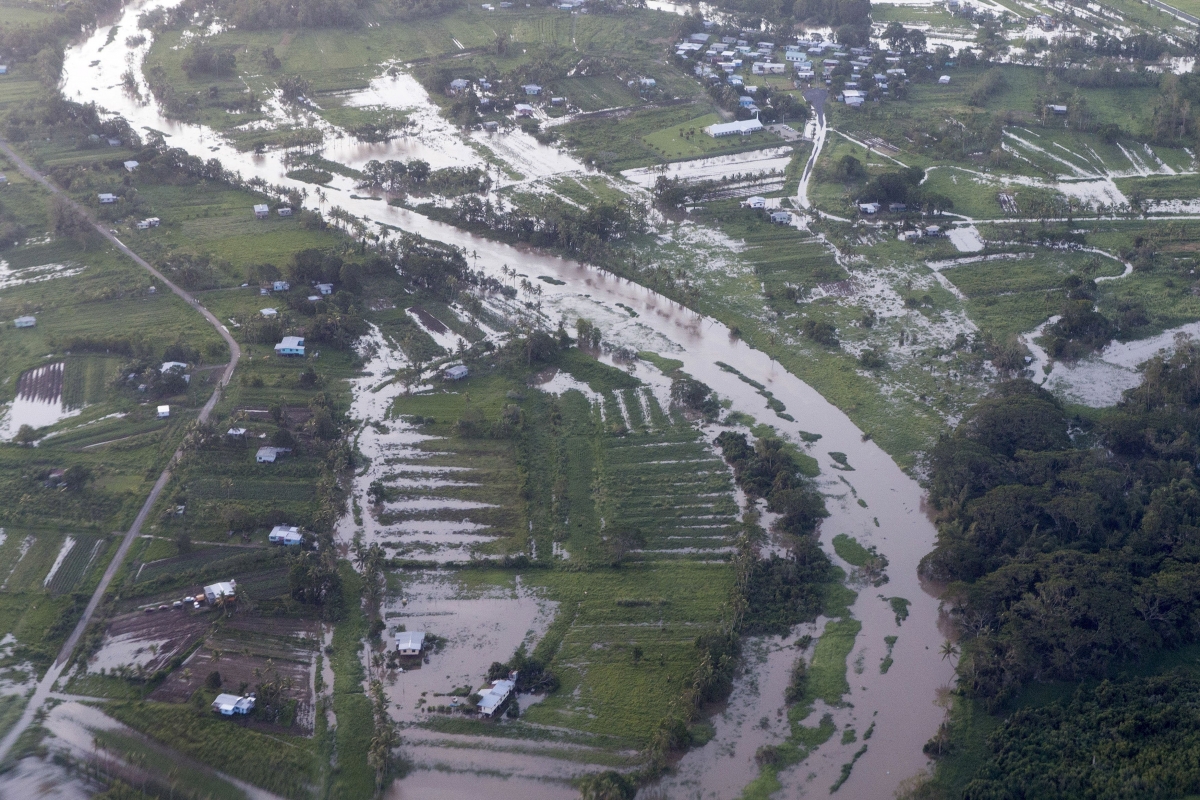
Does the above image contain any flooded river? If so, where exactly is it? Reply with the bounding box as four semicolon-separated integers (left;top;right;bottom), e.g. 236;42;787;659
61;4;955;796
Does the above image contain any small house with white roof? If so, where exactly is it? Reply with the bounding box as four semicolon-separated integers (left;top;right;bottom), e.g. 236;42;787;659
395;630;426;655
212;694;255;715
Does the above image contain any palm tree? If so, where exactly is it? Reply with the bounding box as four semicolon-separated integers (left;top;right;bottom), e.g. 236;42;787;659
940;640;959;664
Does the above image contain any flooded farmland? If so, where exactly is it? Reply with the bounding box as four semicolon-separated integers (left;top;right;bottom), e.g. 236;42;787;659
49;3;962;796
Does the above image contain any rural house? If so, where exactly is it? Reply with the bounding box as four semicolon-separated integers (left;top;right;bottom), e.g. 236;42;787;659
522;84;542;95
275;336;305;356
278;207;293;217
273;280;290;291
449;78;470;93
477;679;515;716
157;405;170;418
316;283;333;295
746;196;766;209
395;630;426;655
269;525;304;545
13;316;35;328
123;160;139;172
98;193;117;204
227;427;247;439
211;694;255;716
260;308;277;317
256;446;291;463
770;211;792;224
253;204;270;219
514;103;534;117
444;365;469;381
204;580;237;604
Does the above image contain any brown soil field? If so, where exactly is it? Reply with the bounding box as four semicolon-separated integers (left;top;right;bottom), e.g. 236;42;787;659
150;616;320;734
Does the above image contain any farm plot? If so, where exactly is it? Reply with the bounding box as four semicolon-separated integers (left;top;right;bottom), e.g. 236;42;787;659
84;607;213;678
150;616;319;733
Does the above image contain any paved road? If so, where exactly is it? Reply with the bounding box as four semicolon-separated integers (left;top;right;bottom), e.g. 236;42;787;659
0;138;242;763
1143;0;1199;24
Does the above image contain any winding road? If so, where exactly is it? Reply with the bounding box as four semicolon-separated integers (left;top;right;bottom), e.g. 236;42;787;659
0;139;242;763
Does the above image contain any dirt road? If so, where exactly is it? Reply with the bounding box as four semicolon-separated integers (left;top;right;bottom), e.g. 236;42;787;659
0;137;242;763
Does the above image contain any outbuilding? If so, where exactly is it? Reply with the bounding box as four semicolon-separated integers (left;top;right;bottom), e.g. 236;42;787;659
157;405;170;418
161;361;188;374
444;364;469;381
13;316;35;328
256;446;280;463
858;202;880;214
278;207;293;217
395;630;426;655
212;693;255;715
227;427;247;439
316;283;333;295
253;204;270;219
260;307;278;317
938;75;951;84
98;193;117;204
123;160;139;172
273;280;290;292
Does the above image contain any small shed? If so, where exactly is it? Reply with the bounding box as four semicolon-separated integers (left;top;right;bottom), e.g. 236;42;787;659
204;580;237;604
157;405;170;418
395;630;426;655
253;204;270;219
278;207;293;217
316;283;333;295
13;316;35;328
123;160;139;172
477;679;515;716
444;364;469;381
273;280;290;292
269;525;303;545
212;693;255;715
938;75;951;84
227;427;247;438
1047;104;1068;115
260;308;278;317
98;193;117;204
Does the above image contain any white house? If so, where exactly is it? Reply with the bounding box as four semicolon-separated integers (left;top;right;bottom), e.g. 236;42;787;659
752;62;785;75
227;427;247;438
257;446;280;463
269;525;304;545
514;103;535;117
784;50;807;62
161;361;188;374
316;283;333;295
449;78;470;93
98;193;117;204
273;280;290;292
638;77;656;88
522;84;542;95
705;118;763;138
204;580;237;604
260;307;278;317
278;207;293;217
770;211;792;224
157;405;170;418
859;202;880;214
938;75;951;84
444;364;469;381
395;630;426;655
212;693;255;715
275;336;305;356
13;316;35;328
746;196;766;209
123;160;139;172
253;204;270;219
477;679;515;716
1047;104;1068;115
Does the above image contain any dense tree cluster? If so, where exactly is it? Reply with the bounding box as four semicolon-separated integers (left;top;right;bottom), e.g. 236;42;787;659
925;353;1200;704
962;673;1200;799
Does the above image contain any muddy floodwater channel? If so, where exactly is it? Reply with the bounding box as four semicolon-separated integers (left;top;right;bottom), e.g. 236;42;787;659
60;5;956;795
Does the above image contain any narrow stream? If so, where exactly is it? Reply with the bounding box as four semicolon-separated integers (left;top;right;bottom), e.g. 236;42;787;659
63;5;955;795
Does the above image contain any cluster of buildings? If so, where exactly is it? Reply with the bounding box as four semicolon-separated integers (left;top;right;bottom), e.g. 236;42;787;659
254;204;292;219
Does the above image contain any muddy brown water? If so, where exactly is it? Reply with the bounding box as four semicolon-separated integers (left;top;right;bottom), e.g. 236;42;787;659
64;10;955;796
